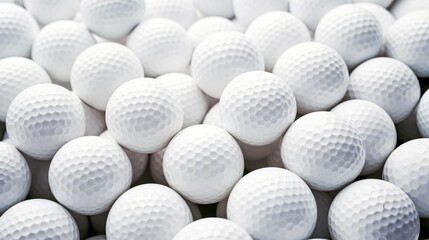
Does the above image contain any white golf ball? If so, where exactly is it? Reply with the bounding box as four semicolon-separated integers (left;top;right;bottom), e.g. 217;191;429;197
81;101;106;136
193;0;234;18
219;71;297;146
163;124;244;204
31;20;96;82
383;139;429;217
353;0;393;8
157;73;209;128
0;3;39;58
106;78;183;153
0;142;30;214
99;130;148;184
127;18;193;77
106;184;193;240
149;148;168;186
0;57;51;121
173;218;252;240
191;31;264;99
346;57;420;123
289;0;352;32
273;42;349;114
417;91;429;137
282;111;366;191
71;42;144;111
311;190;333;239
144;0;196;28
227;167;317;240
0;199;79;240
24;0;80;26
315;4;383;68
331;100;397;175
385;10;429;77
328;179;420;240
80;0;145;39
187;17;237;46
245;11;311;71
25;156;55;200
232;0;289;26
6;84;85;160
49;136;132;215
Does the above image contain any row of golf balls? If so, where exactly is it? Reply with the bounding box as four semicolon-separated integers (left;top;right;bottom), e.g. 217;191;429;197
0;0;429;239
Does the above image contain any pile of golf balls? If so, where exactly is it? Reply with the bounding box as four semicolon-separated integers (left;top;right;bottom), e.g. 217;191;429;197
0;0;428;239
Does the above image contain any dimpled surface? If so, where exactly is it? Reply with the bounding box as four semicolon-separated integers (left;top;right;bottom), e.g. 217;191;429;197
100;130;148;184
0;142;30;214
106;78;183;153
193;0;234;18
144;0;195;28
346;57;420;123
311;191;332;239
81;101;106;136
24;0;80;26
383;139;429;217
31;20;96;82
106;184;193;240
71;42;144;111
385;11;429;77
289;0;352;32
164;124;244;204
282;112;365;191
0;3;39;58
273;42;349;114
173;218;252;240
158;73;209;128
191;31;265;98
315;4;383;68
49;136;132;215
6;84;85;160
328;179;420;240
417;91;429;137
0;199;79;240
233;0;289;26
188;17;237;46
227;168;317;240
80;0;145;39
356;3;395;36
331;100;396;175
0;57;51;121
220;71;296;146
127;19;193;77
245;11;311;71
149;148;168;186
